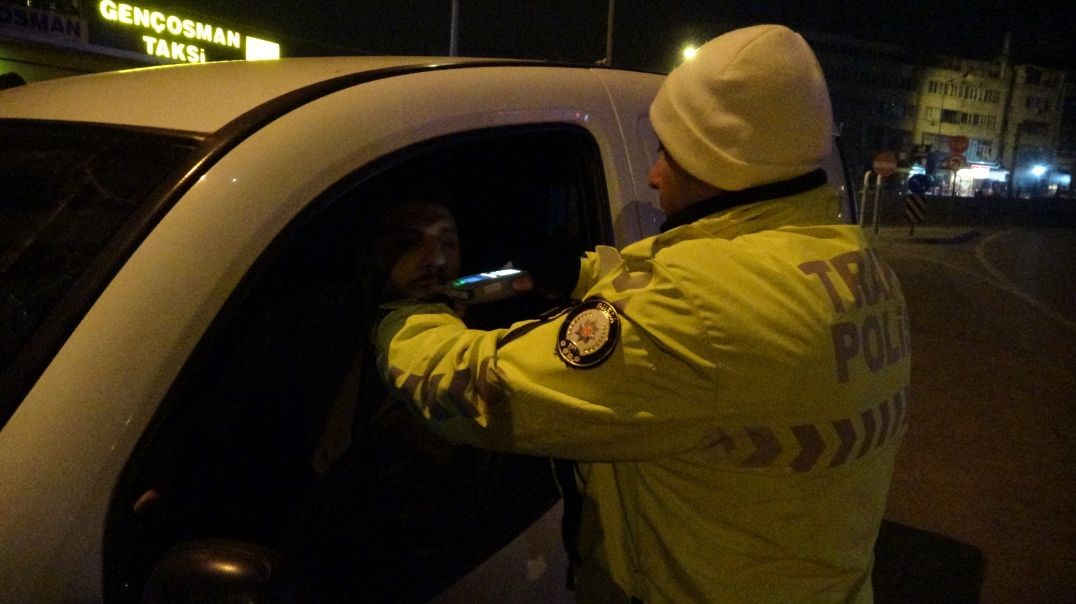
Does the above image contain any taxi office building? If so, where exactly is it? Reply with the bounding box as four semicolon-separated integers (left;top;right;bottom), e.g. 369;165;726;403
1;0;279;84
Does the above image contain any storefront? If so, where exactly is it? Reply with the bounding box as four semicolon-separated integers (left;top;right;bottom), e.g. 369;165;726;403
952;163;1009;197
1;1;279;84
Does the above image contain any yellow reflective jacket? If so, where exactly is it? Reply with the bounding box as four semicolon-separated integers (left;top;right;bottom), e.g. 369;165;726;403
378;184;910;603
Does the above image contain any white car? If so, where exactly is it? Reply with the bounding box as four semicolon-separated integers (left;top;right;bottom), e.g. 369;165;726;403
0;57;856;602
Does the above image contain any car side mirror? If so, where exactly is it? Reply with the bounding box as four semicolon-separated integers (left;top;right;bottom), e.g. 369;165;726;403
142;539;312;603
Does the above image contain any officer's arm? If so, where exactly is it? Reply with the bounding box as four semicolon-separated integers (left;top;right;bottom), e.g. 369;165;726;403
569;252;600;300
375;303;514;450
377;297;715;460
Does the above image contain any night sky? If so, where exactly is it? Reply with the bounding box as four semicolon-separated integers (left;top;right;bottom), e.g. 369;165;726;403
176;1;1075;72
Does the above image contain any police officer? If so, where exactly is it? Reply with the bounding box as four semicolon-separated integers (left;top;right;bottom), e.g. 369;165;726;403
377;24;911;603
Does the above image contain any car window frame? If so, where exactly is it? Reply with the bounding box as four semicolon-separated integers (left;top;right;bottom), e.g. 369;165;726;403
0;61;580;432
103;121;613;602
0;119;204;429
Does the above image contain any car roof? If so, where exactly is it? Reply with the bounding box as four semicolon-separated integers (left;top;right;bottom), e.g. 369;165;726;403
0;56;526;134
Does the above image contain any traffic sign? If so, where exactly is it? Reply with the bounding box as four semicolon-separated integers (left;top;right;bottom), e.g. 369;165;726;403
905;192;926;224
946;154;966;171
948;136;969;154
872;151;897;177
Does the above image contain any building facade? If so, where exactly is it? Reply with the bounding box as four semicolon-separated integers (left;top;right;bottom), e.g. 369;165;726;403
808;33;920;180
1002;64;1069;196
1;0;279;84
1057;72;1076;196
809;31;1071;198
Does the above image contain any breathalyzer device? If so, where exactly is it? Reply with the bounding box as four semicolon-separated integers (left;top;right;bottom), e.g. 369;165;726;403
446;268;529;303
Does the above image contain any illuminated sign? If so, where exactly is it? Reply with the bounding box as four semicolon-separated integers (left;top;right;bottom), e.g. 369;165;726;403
93;0;278;63
961;165;992;179
0;4;87;44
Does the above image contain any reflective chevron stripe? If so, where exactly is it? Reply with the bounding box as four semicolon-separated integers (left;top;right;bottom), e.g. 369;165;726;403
829;418;857;468
790;424;825;472
394;355;910;473
390;359;505;423
736;388;908;472
877;398;891;448
857;406;877;459
894;387;909;428
742;426;782;467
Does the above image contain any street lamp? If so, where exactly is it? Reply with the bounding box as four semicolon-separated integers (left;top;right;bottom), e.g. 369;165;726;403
449;0;460;56
605;0;615;66
681;44;698;61
1030;164;1050;196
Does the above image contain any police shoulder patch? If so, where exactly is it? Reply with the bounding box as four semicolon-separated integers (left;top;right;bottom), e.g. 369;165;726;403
556;298;620;369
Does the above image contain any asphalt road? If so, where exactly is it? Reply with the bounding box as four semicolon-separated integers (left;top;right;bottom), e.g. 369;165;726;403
873;225;1076;603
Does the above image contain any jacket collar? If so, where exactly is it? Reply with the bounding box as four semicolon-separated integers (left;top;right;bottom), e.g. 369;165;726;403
660;169;828;232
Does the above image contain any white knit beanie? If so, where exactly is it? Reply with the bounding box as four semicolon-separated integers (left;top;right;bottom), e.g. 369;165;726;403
649;24;834;191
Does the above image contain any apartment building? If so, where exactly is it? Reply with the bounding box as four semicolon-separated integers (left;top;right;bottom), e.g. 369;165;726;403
809;32;1070;197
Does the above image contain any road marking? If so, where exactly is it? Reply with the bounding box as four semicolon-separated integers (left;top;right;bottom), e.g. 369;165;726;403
880;236;1076;337
974;231;1076;336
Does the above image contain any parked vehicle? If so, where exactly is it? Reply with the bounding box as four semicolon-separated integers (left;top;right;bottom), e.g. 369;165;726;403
0;57;855;602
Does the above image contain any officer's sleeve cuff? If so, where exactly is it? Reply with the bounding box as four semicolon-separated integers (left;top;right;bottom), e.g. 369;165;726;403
375;302;457;377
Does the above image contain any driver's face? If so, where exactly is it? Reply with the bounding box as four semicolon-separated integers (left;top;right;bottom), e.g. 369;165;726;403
378;202;461;300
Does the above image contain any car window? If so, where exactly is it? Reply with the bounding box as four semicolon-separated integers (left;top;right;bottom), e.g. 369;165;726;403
105;124;609;602
0;121;199;427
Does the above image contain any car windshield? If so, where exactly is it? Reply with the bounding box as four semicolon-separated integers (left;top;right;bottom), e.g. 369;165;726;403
0;120;199;425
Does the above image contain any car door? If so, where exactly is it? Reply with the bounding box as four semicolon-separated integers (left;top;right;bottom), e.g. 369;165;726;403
56;66;656;602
